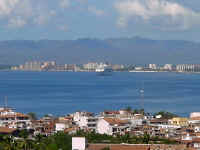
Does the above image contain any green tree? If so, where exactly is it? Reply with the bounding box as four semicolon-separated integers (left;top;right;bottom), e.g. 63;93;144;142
2;135;14;150
139;109;145;115
143;132;150;144
27;112;37;120
133;109;139;114
155;111;178;119
18;129;29;139
125;106;132;112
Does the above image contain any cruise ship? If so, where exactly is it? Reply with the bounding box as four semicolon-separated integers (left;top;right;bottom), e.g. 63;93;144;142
95;63;113;76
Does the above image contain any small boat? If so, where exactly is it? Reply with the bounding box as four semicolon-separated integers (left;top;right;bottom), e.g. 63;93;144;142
96;63;113;76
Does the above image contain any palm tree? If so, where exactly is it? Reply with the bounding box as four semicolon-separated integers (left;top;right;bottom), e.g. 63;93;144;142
2;135;14;150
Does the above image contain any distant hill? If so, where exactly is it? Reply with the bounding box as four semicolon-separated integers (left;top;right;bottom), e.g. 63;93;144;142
0;37;200;65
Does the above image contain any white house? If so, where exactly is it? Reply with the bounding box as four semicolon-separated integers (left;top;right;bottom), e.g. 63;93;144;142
55;123;69;132
189;120;200;125
190;112;200;118
78;116;98;130
73;112;97;131
97;118;130;135
73;112;93;122
129;119;145;127
0;107;31;129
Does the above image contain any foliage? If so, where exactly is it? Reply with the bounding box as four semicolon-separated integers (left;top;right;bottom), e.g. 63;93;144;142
0;130;178;150
18;129;29;139
155;111;178;119
143;132;150;144
125;106;132;112
27;112;37;120
74;130;177;145
133;109;145;115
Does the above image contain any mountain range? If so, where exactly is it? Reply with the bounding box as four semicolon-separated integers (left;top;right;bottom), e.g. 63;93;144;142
0;37;200;65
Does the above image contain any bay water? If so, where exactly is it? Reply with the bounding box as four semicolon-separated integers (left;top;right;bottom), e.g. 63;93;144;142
0;71;199;117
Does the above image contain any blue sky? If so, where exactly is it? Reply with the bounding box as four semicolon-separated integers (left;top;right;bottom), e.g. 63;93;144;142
1;0;200;41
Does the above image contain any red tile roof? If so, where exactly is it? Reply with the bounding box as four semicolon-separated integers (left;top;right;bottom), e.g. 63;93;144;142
88;144;149;150
0;113;29;118
103;118;129;126
0;127;17;134
88;144;191;150
104;111;120;115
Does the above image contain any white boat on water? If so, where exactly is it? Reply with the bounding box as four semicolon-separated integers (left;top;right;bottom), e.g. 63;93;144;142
96;63;112;75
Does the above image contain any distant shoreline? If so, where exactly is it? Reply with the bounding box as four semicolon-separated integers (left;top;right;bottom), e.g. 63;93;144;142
1;70;200;74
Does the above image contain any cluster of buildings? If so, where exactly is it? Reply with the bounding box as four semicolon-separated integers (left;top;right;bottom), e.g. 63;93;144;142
133;64;200;72
53;111;200;150
10;61;200;73
10;61;124;72
72;137;194;150
69;110;200;150
0;107;31;129
2;107;200;149
176;64;200;72
11;61;78;72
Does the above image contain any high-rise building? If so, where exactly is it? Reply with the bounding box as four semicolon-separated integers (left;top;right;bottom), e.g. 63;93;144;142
83;62;98;71
149;64;157;70
176;64;200;72
24;61;42;71
163;64;173;71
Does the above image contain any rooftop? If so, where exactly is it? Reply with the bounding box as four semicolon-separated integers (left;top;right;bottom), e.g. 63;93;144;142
0;127;17;134
104;118;129;126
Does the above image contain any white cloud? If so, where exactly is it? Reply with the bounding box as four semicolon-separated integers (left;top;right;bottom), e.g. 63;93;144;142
115;0;200;30
0;0;61;28
34;15;49;25
49;10;57;16
88;6;105;16
60;0;70;9
8;17;26;28
58;25;68;31
0;0;105;29
0;0;19;16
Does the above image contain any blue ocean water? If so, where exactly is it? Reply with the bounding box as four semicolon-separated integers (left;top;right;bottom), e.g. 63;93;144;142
0;71;199;117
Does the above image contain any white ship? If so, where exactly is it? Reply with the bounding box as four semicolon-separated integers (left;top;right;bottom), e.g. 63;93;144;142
96;63;113;75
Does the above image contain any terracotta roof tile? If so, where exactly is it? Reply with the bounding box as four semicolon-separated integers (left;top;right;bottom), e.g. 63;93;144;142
104;111;120;115
0;127;17;134
103;118;129;126
88;144;195;150
190;117;200;120
192;138;200;143
0;113;29;118
64;127;78;133
88;144;149;150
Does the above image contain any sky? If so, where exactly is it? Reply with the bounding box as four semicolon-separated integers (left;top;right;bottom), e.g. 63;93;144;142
0;0;200;41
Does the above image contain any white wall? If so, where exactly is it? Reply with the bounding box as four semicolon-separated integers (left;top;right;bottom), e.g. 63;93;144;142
190;112;200;118
130;119;143;126
73;112;81;122
79;117;87;127
97;119;112;135
56;123;67;131
72;137;86;150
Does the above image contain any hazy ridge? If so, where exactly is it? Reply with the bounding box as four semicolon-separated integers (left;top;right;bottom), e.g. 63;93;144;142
0;37;199;65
